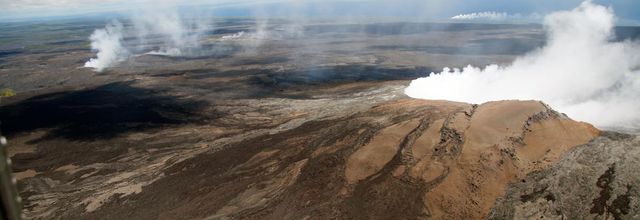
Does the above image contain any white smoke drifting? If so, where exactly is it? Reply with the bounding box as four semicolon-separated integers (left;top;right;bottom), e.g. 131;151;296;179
220;31;246;41
84;21;128;72
85;6;210;71
451;12;509;20
406;1;640;130
133;6;209;56
451;11;542;22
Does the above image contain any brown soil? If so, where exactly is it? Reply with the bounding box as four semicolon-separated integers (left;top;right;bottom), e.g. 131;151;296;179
8;91;600;219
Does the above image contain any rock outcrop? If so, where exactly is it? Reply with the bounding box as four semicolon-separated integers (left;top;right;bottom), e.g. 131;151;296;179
489;132;640;220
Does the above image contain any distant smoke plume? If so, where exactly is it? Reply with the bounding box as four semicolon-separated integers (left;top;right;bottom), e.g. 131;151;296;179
133;6;209;56
85;5;210;71
84;21;128;72
451;11;542;22
220;31;246;41
406;1;640;130
451;12;508;20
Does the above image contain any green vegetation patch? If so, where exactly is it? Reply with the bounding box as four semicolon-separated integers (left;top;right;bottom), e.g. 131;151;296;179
0;88;16;98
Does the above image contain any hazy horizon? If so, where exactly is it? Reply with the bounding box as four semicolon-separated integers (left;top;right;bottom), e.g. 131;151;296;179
2;0;640;25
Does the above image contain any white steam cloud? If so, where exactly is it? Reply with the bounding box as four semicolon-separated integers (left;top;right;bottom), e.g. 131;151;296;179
220;31;246;41
84;20;128;72
451;12;508;20
451;11;542;22
84;6;210;71
406;1;640;130
133;6;209;56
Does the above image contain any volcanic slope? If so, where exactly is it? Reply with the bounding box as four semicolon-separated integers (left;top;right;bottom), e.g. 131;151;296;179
84;99;595;219
8;81;602;219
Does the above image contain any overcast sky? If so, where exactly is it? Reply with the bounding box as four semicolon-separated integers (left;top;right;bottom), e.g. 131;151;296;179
1;0;639;24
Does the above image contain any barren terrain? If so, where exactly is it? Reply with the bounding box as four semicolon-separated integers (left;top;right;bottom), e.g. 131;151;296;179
1;19;639;219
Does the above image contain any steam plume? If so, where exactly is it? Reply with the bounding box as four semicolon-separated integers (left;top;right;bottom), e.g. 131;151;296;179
451;12;508;20
451;12;542;22
406;1;640;130
85;5;210;71
133;6;209;56
84;21;128;72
